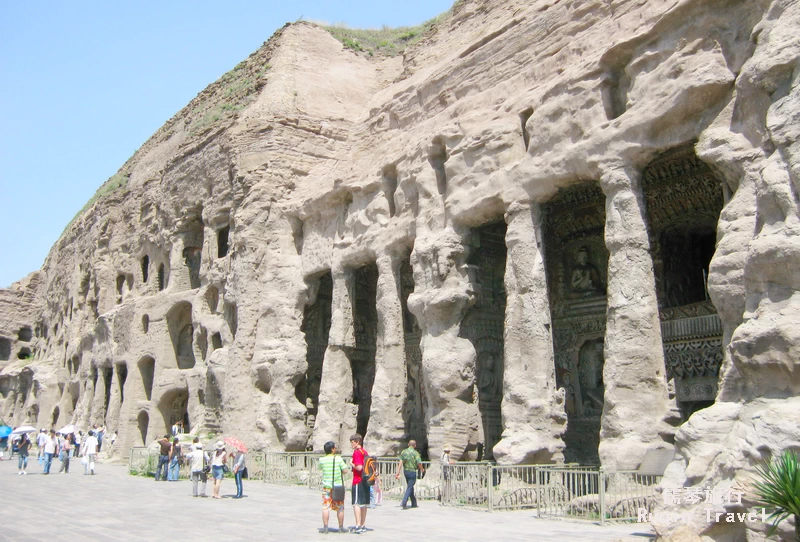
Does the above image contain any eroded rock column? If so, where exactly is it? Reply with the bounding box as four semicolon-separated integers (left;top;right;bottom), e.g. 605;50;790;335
407;229;480;460
311;267;356;450
90;365;108;424
598;166;669;470
365;253;407;455
493;202;566;464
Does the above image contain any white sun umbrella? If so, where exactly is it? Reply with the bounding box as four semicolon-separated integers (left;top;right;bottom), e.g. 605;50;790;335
58;424;76;434
11;425;37;434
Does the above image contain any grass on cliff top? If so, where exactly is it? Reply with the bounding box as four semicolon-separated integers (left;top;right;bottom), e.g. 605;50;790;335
187;60;271;135
62;4;460;235
320;0;461;57
63;58;271;234
65;172;130;231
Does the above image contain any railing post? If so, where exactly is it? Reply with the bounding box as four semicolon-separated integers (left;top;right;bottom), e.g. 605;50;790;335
598;466;606;525
487;464;494;512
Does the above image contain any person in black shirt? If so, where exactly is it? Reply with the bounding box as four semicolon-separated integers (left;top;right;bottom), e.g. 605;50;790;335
17;433;31;474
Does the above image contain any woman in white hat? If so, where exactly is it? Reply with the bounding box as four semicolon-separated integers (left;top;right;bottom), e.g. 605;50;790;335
210;441;228;499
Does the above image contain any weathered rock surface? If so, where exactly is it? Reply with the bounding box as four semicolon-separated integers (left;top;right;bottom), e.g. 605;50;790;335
1;1;799;539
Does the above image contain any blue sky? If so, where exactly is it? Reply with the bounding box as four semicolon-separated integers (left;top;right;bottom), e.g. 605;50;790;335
0;1;453;288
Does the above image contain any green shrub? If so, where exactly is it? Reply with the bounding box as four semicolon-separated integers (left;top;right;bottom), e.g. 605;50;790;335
752;449;800;539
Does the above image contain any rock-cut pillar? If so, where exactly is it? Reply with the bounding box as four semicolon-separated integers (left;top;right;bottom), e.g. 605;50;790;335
90;366;108;425
407;228;480;460
493;202;566;464
598;166;669;470
311;267;356;451
364;253;407;455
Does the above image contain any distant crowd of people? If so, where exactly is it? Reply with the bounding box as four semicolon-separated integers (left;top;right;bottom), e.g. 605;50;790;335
4;422;455;536
153;435;246;500
7;424;115;476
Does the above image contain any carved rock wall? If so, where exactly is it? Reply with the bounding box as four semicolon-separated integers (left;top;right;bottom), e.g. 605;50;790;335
1;1;799;539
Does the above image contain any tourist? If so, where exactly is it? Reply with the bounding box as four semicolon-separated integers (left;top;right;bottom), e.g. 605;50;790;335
43;429;57;474
319;441;347;534
56;432;66;471
186;438;209;497
210;441;227;499
36;429;47;463
109;431;117;447
74;431;82;456
96;425;105;452
155;434;171;481
17;433;31;474
82;430;99;475
232;446;246;499
396;439;424;509
59;433;73;473
349;433;369;533
440;444;454;501
167;437;181;481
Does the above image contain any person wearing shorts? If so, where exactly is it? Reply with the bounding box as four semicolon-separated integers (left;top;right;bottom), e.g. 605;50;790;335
349;433;370;533
210;441;227;499
320;441;347;533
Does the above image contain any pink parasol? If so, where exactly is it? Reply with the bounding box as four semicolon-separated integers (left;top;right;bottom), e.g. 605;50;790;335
223;436;248;453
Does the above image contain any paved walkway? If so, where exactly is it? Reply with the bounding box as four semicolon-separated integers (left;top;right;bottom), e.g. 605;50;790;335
0;457;655;541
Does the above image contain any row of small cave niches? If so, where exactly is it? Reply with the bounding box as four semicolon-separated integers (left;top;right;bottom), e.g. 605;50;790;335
0;326;34;361
139;289;233;371
116;226;230;304
54;356;204;446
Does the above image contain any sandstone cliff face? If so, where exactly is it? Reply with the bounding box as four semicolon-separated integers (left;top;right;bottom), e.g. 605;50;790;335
1;1;798;539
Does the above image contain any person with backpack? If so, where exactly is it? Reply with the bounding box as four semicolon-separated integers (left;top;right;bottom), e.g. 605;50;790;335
319;441;348;533
349;433;371;534
395;440;424;509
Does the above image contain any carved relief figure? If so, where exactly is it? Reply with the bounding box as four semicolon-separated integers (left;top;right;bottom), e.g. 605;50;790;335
578;339;604;416
177;324;194;361
405;359;422;422
563;372;577;416
570;247;604;296
183;246;202;289
306;367;321;410
477;352;501;401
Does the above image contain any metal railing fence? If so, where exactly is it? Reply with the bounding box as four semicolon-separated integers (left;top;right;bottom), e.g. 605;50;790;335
263;451;318;485
440;462;495;509
375;459;440;501
129;449;660;521
489;463;538;511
